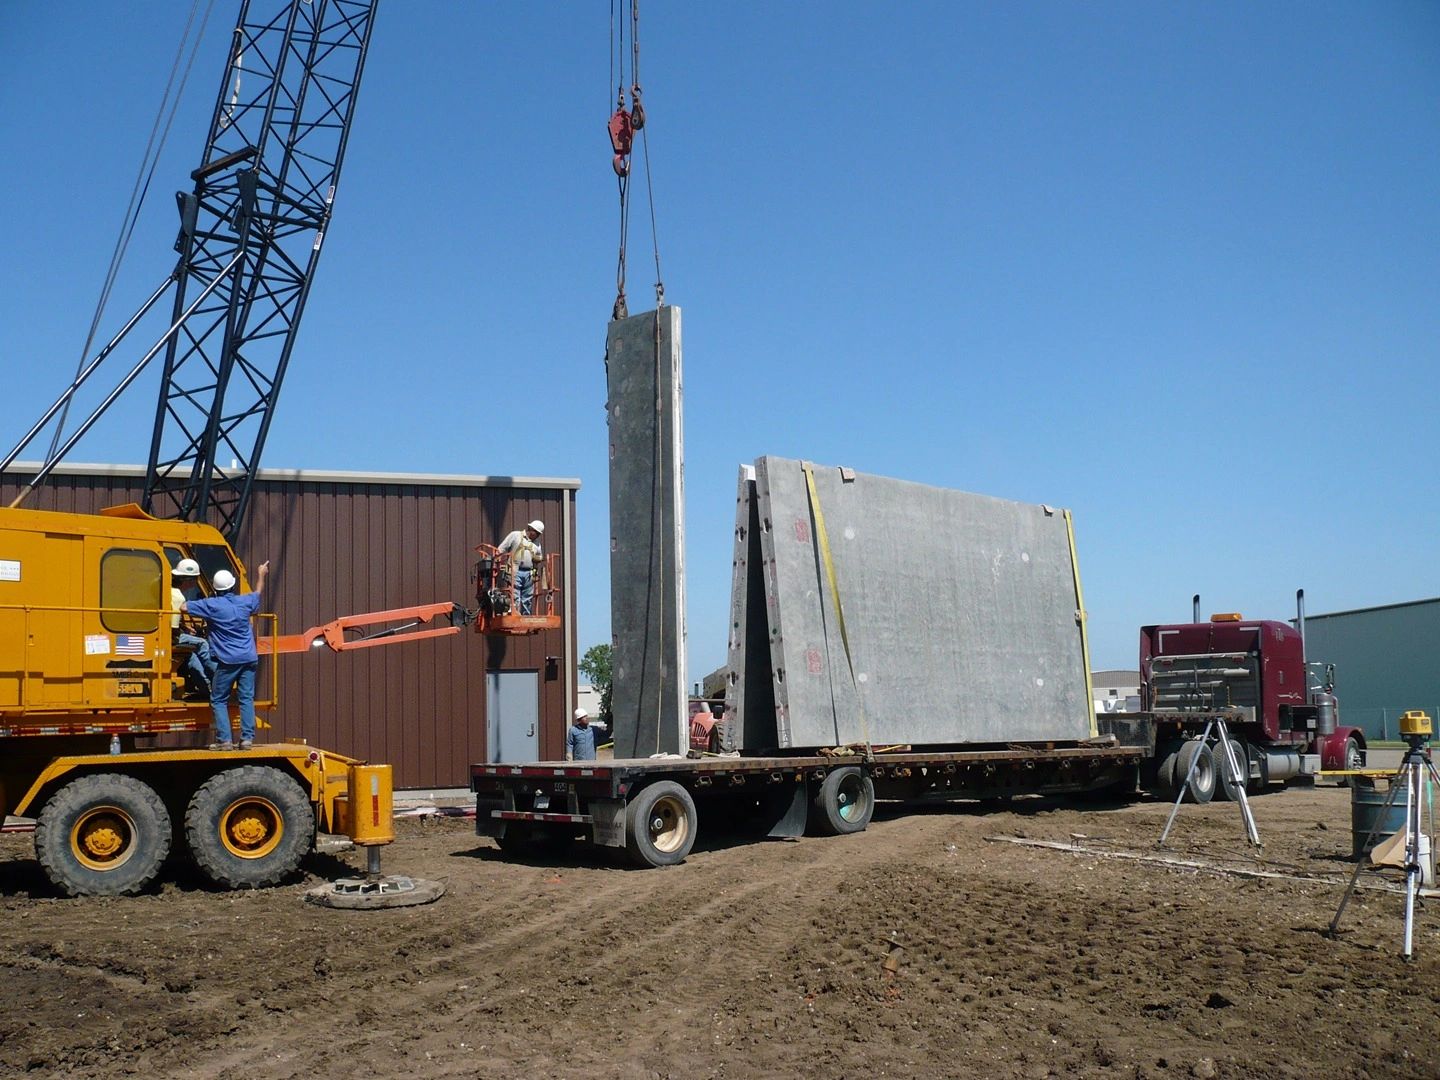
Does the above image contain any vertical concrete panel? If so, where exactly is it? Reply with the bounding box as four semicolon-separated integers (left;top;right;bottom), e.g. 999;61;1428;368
606;306;688;757
722;466;778;750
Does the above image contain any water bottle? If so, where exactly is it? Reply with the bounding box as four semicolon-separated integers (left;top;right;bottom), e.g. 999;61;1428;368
109;734;121;755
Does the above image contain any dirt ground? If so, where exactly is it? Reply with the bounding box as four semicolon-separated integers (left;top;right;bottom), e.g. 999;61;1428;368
1;783;1437;1079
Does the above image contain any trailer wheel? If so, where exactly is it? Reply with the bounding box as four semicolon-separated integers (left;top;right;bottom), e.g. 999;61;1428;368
811;766;875;836
35;774;172;897
185;766;315;889
624;781;697;868
1175;740;1215;804
1214;735;1249;802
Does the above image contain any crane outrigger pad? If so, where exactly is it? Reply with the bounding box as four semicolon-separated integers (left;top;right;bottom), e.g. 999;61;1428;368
305;875;445;910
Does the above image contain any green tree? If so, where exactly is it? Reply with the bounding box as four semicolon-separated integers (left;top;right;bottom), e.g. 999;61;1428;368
579;642;613;724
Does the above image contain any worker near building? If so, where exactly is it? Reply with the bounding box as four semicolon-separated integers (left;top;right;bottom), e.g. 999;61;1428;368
497;520;544;615
170;558;216;697
183;561;269;751
567;707;608;761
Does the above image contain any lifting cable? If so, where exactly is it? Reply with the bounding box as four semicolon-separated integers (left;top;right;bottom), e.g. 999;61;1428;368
45;0;217;466
607;1;671;753
609;0;664;322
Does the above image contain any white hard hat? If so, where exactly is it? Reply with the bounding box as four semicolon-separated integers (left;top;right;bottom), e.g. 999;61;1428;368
528;520;545;534
173;558;201;577
574;707;589;720
212;569;237;592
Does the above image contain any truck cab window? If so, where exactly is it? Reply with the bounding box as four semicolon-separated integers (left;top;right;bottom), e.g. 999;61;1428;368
101;549;164;633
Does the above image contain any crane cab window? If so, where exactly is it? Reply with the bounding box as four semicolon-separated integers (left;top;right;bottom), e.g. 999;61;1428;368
101;549;164;634
190;544;239;591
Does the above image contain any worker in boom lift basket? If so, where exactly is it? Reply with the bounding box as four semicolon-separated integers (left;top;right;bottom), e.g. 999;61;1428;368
497;520;544;615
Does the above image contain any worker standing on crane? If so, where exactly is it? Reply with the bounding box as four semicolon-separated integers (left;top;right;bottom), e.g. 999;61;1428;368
183;562;270;750
170;558;215;697
496;522;544;615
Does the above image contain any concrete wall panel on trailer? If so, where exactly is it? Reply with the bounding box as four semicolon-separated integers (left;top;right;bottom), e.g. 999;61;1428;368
1;464;580;788
748;456;1093;749
722;465;776;751
605;307;688;757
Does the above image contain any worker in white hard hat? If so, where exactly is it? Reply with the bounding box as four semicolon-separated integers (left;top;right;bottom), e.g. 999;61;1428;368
170;557;216;697
496;520;545;615
567;706;608;761
182;560;270;750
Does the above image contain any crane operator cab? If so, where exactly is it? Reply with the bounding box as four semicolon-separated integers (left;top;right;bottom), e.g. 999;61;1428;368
473;520;562;635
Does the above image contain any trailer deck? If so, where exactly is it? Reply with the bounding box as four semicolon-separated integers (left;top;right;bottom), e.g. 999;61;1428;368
472;741;1144;867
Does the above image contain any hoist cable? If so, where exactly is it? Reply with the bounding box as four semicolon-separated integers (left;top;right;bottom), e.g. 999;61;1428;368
47;0;216;464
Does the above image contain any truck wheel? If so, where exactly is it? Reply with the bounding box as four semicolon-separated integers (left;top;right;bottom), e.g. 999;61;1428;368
1340;737;1363;785
1152;740;1185;800
35;774;172;897
184;766;315;889
624;781;697;868
1175;740;1215;804
811;766;875;836
1213;735;1249;802
496;822;537;854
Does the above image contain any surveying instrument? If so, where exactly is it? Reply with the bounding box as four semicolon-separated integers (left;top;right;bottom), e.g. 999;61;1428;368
1157;715;1262;849
1329;710;1438;959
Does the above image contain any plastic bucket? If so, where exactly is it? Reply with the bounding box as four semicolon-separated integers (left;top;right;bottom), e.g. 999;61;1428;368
1350;779;1408;858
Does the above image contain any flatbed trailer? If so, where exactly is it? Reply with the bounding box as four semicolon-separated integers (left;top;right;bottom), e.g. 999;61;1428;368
471;740;1144;868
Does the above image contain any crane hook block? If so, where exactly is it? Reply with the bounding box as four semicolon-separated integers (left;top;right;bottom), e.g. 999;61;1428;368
609;108;634;176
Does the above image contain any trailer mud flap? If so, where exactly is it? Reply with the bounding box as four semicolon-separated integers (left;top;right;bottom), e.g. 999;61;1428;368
590;798;626;848
764;783;808;838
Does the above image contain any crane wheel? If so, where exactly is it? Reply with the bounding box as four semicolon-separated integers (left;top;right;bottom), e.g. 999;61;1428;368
810;766;875;836
624;781;697;868
35;774;172;897
185;766;315;889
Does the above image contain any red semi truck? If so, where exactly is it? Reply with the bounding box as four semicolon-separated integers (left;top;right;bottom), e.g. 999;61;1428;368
1103;591;1366;802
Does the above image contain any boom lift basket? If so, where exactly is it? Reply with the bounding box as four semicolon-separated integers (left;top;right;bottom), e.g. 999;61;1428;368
473;545;562;635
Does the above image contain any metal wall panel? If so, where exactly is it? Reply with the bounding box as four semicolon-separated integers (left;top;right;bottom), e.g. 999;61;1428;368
1301;599;1440;740
1;465;579;787
605;307;688;757
750;456;1093;749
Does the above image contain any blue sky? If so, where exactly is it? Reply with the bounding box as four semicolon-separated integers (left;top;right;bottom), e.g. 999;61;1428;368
2;2;1436;678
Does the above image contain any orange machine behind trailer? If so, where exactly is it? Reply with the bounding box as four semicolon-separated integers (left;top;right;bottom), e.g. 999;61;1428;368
0;504;395;896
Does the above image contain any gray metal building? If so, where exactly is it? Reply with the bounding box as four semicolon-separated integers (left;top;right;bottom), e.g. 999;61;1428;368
2;463;580;788
1301;598;1440;741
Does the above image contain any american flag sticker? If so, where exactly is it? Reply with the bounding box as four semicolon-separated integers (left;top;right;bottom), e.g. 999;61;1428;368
114;635;146;656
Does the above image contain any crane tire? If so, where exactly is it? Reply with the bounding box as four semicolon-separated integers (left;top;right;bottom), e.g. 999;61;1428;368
185;766;314;889
810;766;875;836
35;773;172;897
624;781;697;868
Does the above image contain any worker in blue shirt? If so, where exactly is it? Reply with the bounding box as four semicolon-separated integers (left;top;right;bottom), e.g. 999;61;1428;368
567;707;608;761
183;561;269;751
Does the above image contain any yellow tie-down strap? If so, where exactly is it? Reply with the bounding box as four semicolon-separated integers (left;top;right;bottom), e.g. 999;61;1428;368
802;461;873;759
1063;508;1098;739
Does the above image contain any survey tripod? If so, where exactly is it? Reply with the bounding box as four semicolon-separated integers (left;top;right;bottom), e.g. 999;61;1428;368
1329;711;1437;959
1157;715;1261;849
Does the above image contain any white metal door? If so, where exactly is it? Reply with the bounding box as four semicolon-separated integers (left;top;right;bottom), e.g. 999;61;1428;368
487;670;539;763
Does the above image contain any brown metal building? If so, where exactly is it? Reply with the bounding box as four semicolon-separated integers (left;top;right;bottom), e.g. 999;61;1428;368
1;463;580;789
